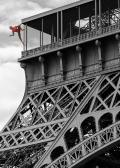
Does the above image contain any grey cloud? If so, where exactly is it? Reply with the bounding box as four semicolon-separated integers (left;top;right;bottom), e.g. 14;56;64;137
30;0;77;9
0;33;20;47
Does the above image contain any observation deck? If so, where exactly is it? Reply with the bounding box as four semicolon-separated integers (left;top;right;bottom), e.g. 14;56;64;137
19;0;120;62
20;23;120;61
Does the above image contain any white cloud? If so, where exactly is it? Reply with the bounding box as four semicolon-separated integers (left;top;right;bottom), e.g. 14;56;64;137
31;0;79;8
0;46;22;64
0;63;25;130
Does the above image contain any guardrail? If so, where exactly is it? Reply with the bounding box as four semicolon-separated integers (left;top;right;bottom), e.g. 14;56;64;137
22;22;120;59
45;120;120;168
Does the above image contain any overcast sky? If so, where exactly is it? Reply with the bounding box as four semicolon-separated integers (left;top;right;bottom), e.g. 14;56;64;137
0;0;79;131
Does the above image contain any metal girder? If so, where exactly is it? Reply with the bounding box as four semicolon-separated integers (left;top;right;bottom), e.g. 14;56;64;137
0;77;98;151
0;76;99;167
45;121;120;168
36;71;120;168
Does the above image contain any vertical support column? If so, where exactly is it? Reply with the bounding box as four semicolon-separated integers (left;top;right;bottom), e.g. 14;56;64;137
89;15;91;31
25;24;27;51
57;12;59;43
95;0;97;30
95;40;102;71
42;18;44;48
23;25;26;51
57;51;64;81
40;31;41;47
108;9;110;26
51;24;54;44
118;0;120;23
39;56;45;85
115;34;120;65
118;0;120;10
61;11;63;42
70;19;72;37
99;0;102;29
76;45;83;76
78;6;80;36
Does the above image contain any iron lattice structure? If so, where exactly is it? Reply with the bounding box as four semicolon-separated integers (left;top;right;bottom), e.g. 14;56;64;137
0;76;99;167
1;0;120;168
37;71;120;168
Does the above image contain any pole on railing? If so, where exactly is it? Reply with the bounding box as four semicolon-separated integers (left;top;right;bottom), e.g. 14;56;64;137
118;0;120;21
70;19;72;38
61;11;63;44
99;0;102;29
42;18;44;49
78;6;80;37
95;0;97;31
25;24;27;51
40;31;41;47
57;12;59;43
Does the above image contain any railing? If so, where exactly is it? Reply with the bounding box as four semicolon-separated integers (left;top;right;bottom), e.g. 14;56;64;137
22;22;120;58
45;121;120;168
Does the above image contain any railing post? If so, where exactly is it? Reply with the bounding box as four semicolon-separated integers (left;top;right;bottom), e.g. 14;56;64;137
95;118;101;148
113;125;117;140
95;0;97;31
57;12;59;43
99;0;102;30
118;0;120;21
81;143;86;157
51;24;54;45
112;114;117;140
70;19;72;38
89;14;91;32
25;24;27;51
78;6;80;37
61;11;63;45
66;154;71;167
42;18;44;50
40;31;41;47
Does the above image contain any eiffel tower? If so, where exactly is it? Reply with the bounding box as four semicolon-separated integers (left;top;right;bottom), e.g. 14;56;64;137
1;0;120;168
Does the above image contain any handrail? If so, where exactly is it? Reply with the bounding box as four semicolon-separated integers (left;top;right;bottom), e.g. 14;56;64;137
45;120;120;168
22;22;120;58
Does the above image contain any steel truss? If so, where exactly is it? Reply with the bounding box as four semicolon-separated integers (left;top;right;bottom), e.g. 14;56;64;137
36;71;120;168
0;76;99;167
45;121;120;168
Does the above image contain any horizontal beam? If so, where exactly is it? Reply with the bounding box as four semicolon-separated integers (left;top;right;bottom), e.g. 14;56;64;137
0;137;54;152
0;118;68;152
